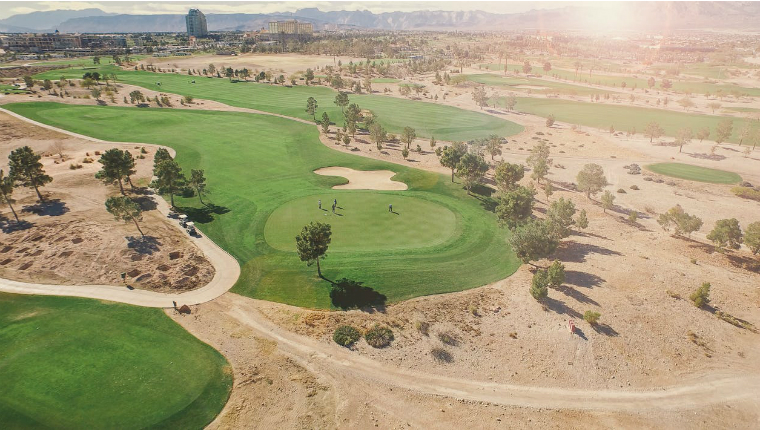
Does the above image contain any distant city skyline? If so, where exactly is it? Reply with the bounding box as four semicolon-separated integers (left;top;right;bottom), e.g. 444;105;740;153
0;1;574;20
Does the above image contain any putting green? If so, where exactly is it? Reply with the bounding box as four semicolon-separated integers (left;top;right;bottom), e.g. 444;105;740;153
7;102;520;309
0;293;232;429
265;192;458;252
646;163;742;184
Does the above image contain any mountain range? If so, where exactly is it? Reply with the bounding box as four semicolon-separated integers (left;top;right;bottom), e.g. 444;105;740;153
1;3;760;34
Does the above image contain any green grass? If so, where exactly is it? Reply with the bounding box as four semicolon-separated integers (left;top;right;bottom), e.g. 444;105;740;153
0;292;232;429
371;78;400;83
491;96;757;144
264;193;457;252
466;73;614;96
645;163;742;184
0;84;29;94
34;65;523;141
6;102;520;309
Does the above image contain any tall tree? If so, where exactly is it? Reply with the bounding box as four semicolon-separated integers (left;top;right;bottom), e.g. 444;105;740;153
696;127;710;143
472;85;488;109
601;190;615;213
321;112;331;133
495;185;535;229
8;146;52;202
456;153;488;194
526;141;551;184
658;205;703;237
546;197;577;239
715;118;733;144
494;162;524;191
0;169;20;223
305;68;314;85
744;222;760;256
675;127;693;153
306;97;318;121
576;163;608;199
369;123;386;150
509;220;559;265
188;169;208;205
295;222;332;277
485;135;502;160
334;91;349;115
706;218;743;252
401;126;416;149
95;148;136;195
152;159;185;207
644;121;664;143
105;196;144;238
439;145;465;182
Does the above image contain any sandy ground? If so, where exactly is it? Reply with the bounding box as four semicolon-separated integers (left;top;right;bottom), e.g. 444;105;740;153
0;111;215;293
314;167;408;190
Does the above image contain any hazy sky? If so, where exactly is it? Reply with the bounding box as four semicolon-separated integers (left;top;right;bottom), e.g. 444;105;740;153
0;1;575;19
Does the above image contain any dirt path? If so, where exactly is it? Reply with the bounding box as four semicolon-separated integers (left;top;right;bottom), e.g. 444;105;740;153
196;293;760;412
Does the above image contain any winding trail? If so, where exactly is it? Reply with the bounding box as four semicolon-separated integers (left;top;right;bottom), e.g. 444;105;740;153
2;103;758;415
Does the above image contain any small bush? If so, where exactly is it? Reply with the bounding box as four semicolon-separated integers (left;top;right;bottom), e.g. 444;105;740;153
468;304;478;316
431;347;453;363
690;258;697;265
628;212;638;223
690;282;711;308
94;150;101;156
643;176;653;182
365;325;394;348
666;290;681;299
509;332;517;339
630;185;640;190
732;186;760;202
69;163;83;170
437;332;459;346
333;325;361;347
82;157;94;163
414;320;429;336
140;147;148;154
583;310;601;325
617;188;626;193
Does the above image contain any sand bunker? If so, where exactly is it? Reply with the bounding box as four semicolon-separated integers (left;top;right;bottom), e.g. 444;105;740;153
314;167;407;190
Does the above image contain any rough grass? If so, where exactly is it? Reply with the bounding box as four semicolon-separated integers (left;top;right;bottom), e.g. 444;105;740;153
0;293;232;429
34;65;523;141
6;102;521;309
646;163;741;184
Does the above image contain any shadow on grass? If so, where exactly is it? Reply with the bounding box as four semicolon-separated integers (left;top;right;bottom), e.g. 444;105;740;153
22;199;69;216
328;278;386;312
126;235;161;255
177;203;230;224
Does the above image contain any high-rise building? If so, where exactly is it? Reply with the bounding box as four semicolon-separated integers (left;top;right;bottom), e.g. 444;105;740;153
268;20;313;35
186;9;208;37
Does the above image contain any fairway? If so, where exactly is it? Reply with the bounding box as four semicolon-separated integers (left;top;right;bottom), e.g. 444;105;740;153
467;73;614;96
265;192;457;252
35;65;523;141
0;293;232;429
646;163;742;184
493;96;756;144
7;102;520;309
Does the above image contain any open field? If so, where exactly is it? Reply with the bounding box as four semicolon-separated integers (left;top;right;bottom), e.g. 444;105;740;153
491;96;757;143
5;102;520;308
646;163;742;184
34;65;523;141
467;73;615;96
0;292;232;428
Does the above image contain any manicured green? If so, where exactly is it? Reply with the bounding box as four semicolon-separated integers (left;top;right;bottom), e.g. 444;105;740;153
466;73;613;96
265;193;457;252
646;163;742;184
35;65;523;141
0;292;232;429
490;96;757;144
6;102;520;309
1;84;29;94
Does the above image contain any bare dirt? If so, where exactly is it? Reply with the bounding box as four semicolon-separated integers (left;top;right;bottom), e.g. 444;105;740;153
0;111;214;292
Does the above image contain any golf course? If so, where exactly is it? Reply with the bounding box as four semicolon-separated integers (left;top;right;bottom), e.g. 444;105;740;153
6;102;521;309
34;65;523;142
0;293;232;429
646;162;742;184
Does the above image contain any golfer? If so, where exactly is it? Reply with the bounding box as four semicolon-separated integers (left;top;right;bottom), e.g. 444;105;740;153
389;204;393;212
318;199;322;209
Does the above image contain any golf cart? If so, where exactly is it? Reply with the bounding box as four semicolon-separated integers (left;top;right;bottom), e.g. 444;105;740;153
179;214;188;227
186;221;198;236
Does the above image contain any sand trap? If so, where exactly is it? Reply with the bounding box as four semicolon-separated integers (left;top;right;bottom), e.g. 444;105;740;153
314;167;407;190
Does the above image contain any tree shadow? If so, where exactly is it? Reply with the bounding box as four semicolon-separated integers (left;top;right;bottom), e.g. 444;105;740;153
564;270;605;288
725;254;760;274
470;183;495;197
556;285;600;306
543;297;582;319
132;195;158;211
0;218;34;233
573;326;588;340
329;278;386;312
22;199;69;217
578;231;610;241
592;323;619;337
553;241;622;263
177;203;230;224
126;235;161;255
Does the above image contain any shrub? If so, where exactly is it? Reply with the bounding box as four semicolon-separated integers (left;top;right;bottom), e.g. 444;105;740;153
690;258;697;264
333;325;361;347
690;282;711;308
431;347;453;363
69;163;83;170
546;260;565;287
94;150;101;156
630;185;639;190
731;186;760;202
583;310;601;325
530;270;549;301
140;147;148;154
82;157;94;163
415;320;430;336
437;332;459;346
628;212;638;223
365;325;394;348
617;188;626;193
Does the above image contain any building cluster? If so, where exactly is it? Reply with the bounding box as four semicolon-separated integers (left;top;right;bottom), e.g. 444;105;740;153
267;20;313;35
0;31;127;55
